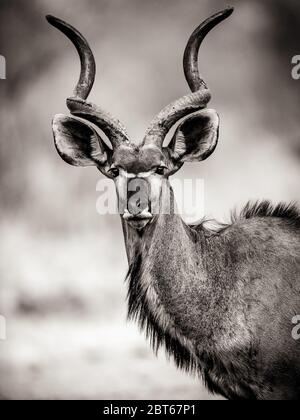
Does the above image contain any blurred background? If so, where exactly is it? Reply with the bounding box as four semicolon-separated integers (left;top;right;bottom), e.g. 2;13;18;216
0;0;299;400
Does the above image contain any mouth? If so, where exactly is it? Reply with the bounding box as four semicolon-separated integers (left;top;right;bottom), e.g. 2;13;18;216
122;209;153;230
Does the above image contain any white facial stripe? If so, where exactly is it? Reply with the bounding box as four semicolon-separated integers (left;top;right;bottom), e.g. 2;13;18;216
136;171;152;178
115;173;127;208
119;169;152;179
115;169;167;216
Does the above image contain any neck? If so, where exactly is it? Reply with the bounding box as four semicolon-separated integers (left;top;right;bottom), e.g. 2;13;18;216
122;212;187;262
121;211;214;371
120;206;257;398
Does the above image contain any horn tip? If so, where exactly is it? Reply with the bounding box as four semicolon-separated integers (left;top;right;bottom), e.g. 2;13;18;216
223;6;234;17
46;14;66;28
45;14;56;24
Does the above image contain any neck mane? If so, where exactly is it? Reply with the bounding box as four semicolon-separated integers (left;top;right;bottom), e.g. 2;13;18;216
122;213;207;373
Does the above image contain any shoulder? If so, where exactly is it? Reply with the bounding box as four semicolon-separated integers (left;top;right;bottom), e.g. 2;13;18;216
194;200;300;236
232;201;300;230
191;200;300;253
190;201;300;248
217;201;300;263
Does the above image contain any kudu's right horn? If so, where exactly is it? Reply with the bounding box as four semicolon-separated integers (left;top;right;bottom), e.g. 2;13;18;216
46;15;130;147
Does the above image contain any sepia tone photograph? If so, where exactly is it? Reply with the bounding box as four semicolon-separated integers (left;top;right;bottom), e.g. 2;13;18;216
0;0;300;402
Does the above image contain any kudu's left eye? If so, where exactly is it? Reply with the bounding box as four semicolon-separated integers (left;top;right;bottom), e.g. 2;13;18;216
109;168;120;178
155;166;166;175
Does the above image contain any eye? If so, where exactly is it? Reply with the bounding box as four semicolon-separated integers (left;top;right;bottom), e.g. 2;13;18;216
155;166;166;175
109;167;120;178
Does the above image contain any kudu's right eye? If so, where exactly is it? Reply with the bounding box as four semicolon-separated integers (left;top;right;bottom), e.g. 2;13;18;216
109;168;120;178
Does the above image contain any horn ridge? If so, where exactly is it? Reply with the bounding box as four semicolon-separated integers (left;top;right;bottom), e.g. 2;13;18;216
67;97;131;148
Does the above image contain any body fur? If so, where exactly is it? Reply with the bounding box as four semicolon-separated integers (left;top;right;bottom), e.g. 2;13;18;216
125;202;300;400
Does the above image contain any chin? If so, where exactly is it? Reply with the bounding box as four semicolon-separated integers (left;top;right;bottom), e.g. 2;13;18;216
127;218;152;230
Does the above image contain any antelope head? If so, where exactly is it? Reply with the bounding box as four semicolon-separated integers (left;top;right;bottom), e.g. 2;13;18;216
47;8;233;230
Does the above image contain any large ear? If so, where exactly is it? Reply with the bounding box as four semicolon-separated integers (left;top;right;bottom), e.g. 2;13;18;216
52;114;111;167
168;109;219;163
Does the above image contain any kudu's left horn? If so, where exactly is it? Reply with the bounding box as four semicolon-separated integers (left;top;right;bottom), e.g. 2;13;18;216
183;7;234;92
143;6;234;147
46;15;130;147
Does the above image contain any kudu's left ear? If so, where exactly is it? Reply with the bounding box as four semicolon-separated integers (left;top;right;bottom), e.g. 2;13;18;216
168;109;219;163
52;114;111;168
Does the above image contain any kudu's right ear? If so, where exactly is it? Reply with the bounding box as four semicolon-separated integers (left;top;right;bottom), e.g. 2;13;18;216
52;114;111;168
168;109;219;164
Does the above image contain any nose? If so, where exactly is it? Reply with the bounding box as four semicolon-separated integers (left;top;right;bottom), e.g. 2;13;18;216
126;178;150;216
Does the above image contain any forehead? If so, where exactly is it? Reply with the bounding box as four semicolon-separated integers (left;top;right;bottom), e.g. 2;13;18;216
112;144;165;173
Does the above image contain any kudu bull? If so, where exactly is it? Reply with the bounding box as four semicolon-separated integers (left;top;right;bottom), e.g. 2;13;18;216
47;7;300;400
